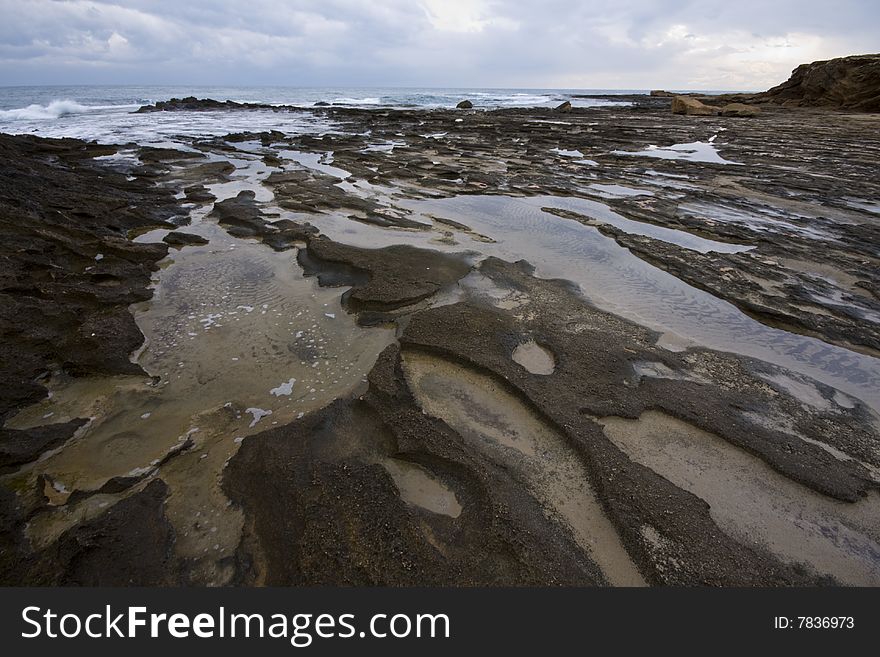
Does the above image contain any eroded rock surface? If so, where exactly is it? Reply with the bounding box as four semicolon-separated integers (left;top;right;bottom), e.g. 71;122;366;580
760;54;880;112
0;135;181;420
2;83;879;586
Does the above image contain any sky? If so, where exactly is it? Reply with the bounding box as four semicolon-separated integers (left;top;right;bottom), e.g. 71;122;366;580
1;0;878;90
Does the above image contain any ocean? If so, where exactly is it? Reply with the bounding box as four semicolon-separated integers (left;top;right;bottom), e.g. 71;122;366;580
0;85;645;145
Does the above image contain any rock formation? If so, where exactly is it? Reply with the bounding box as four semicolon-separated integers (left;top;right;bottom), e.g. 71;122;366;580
671;95;719;116
719;103;761;118
759;54;880;112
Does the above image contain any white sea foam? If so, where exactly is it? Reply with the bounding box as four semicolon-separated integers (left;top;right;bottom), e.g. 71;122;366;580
613;138;742;165
246;407;273;428
269;378;296;397
551;147;584;158
495;94;555;105
0;99;139;120
333;97;381;105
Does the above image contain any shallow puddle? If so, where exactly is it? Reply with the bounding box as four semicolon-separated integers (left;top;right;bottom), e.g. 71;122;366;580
614;138;742;165
601;410;880;585
380;458;462;518
290;189;880;411
512;340;555;375
277;149;351;179
5;160;393;582
402;350;645;586
587;183;655;198
384;194;880;412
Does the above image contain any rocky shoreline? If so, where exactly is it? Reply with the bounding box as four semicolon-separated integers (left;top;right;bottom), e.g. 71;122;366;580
1;61;879;585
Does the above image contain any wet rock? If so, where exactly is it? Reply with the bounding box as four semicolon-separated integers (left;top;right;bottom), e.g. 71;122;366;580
597;226;880;356
401;259;878;504
31;480;177;585
671;96;720;116
261;221;319;251
210;190;268;237
391;259;876;583
456;100;473;109
162;231;209;247
720;103;761;118
224;130;286;146
351;211;432;230
0;486;30;584
650;90;676;97
136;97;274;113
223;357;604;586
138;147;205;163
265;169;381;216
5;79;880;587
183;184;215;203
0;420;86;471
554;101;572;113
0;134;180;423
174;160;235;185
299;236;471;312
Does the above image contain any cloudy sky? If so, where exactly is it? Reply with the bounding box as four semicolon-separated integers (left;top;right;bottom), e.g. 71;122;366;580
1;0;878;90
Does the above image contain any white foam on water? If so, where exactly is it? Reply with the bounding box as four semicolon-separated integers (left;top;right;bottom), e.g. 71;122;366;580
614;137;742;165
269;378;296;397
245;407;273;428
551;147;584;158
332;97;381;105
0;99;140;120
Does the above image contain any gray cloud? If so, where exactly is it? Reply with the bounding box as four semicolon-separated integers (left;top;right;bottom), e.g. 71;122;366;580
1;0;878;89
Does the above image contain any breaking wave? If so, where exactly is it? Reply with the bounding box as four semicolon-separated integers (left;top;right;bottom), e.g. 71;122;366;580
0;99;139;120
331;97;381;106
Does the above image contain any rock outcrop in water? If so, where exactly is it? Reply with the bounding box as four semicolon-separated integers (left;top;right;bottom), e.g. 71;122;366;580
136;96;275;113
298;236;472;314
0;134;180;422
759;54;880;112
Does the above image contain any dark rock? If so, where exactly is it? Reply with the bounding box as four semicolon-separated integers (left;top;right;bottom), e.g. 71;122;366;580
223;130;285;145
33;479;177;585
0;420;86;471
261;222;319;251
456;100;473;109
719;103;761;118
162;231;209;247
138;147;205;163
597;225;880;357
223;354;604;586
298;236;472;311
554;101;572;112
183;184;215;203
136;96;275;113
210;190;268;237
176;160;236;185
650;90;676;97
0;134;179;423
